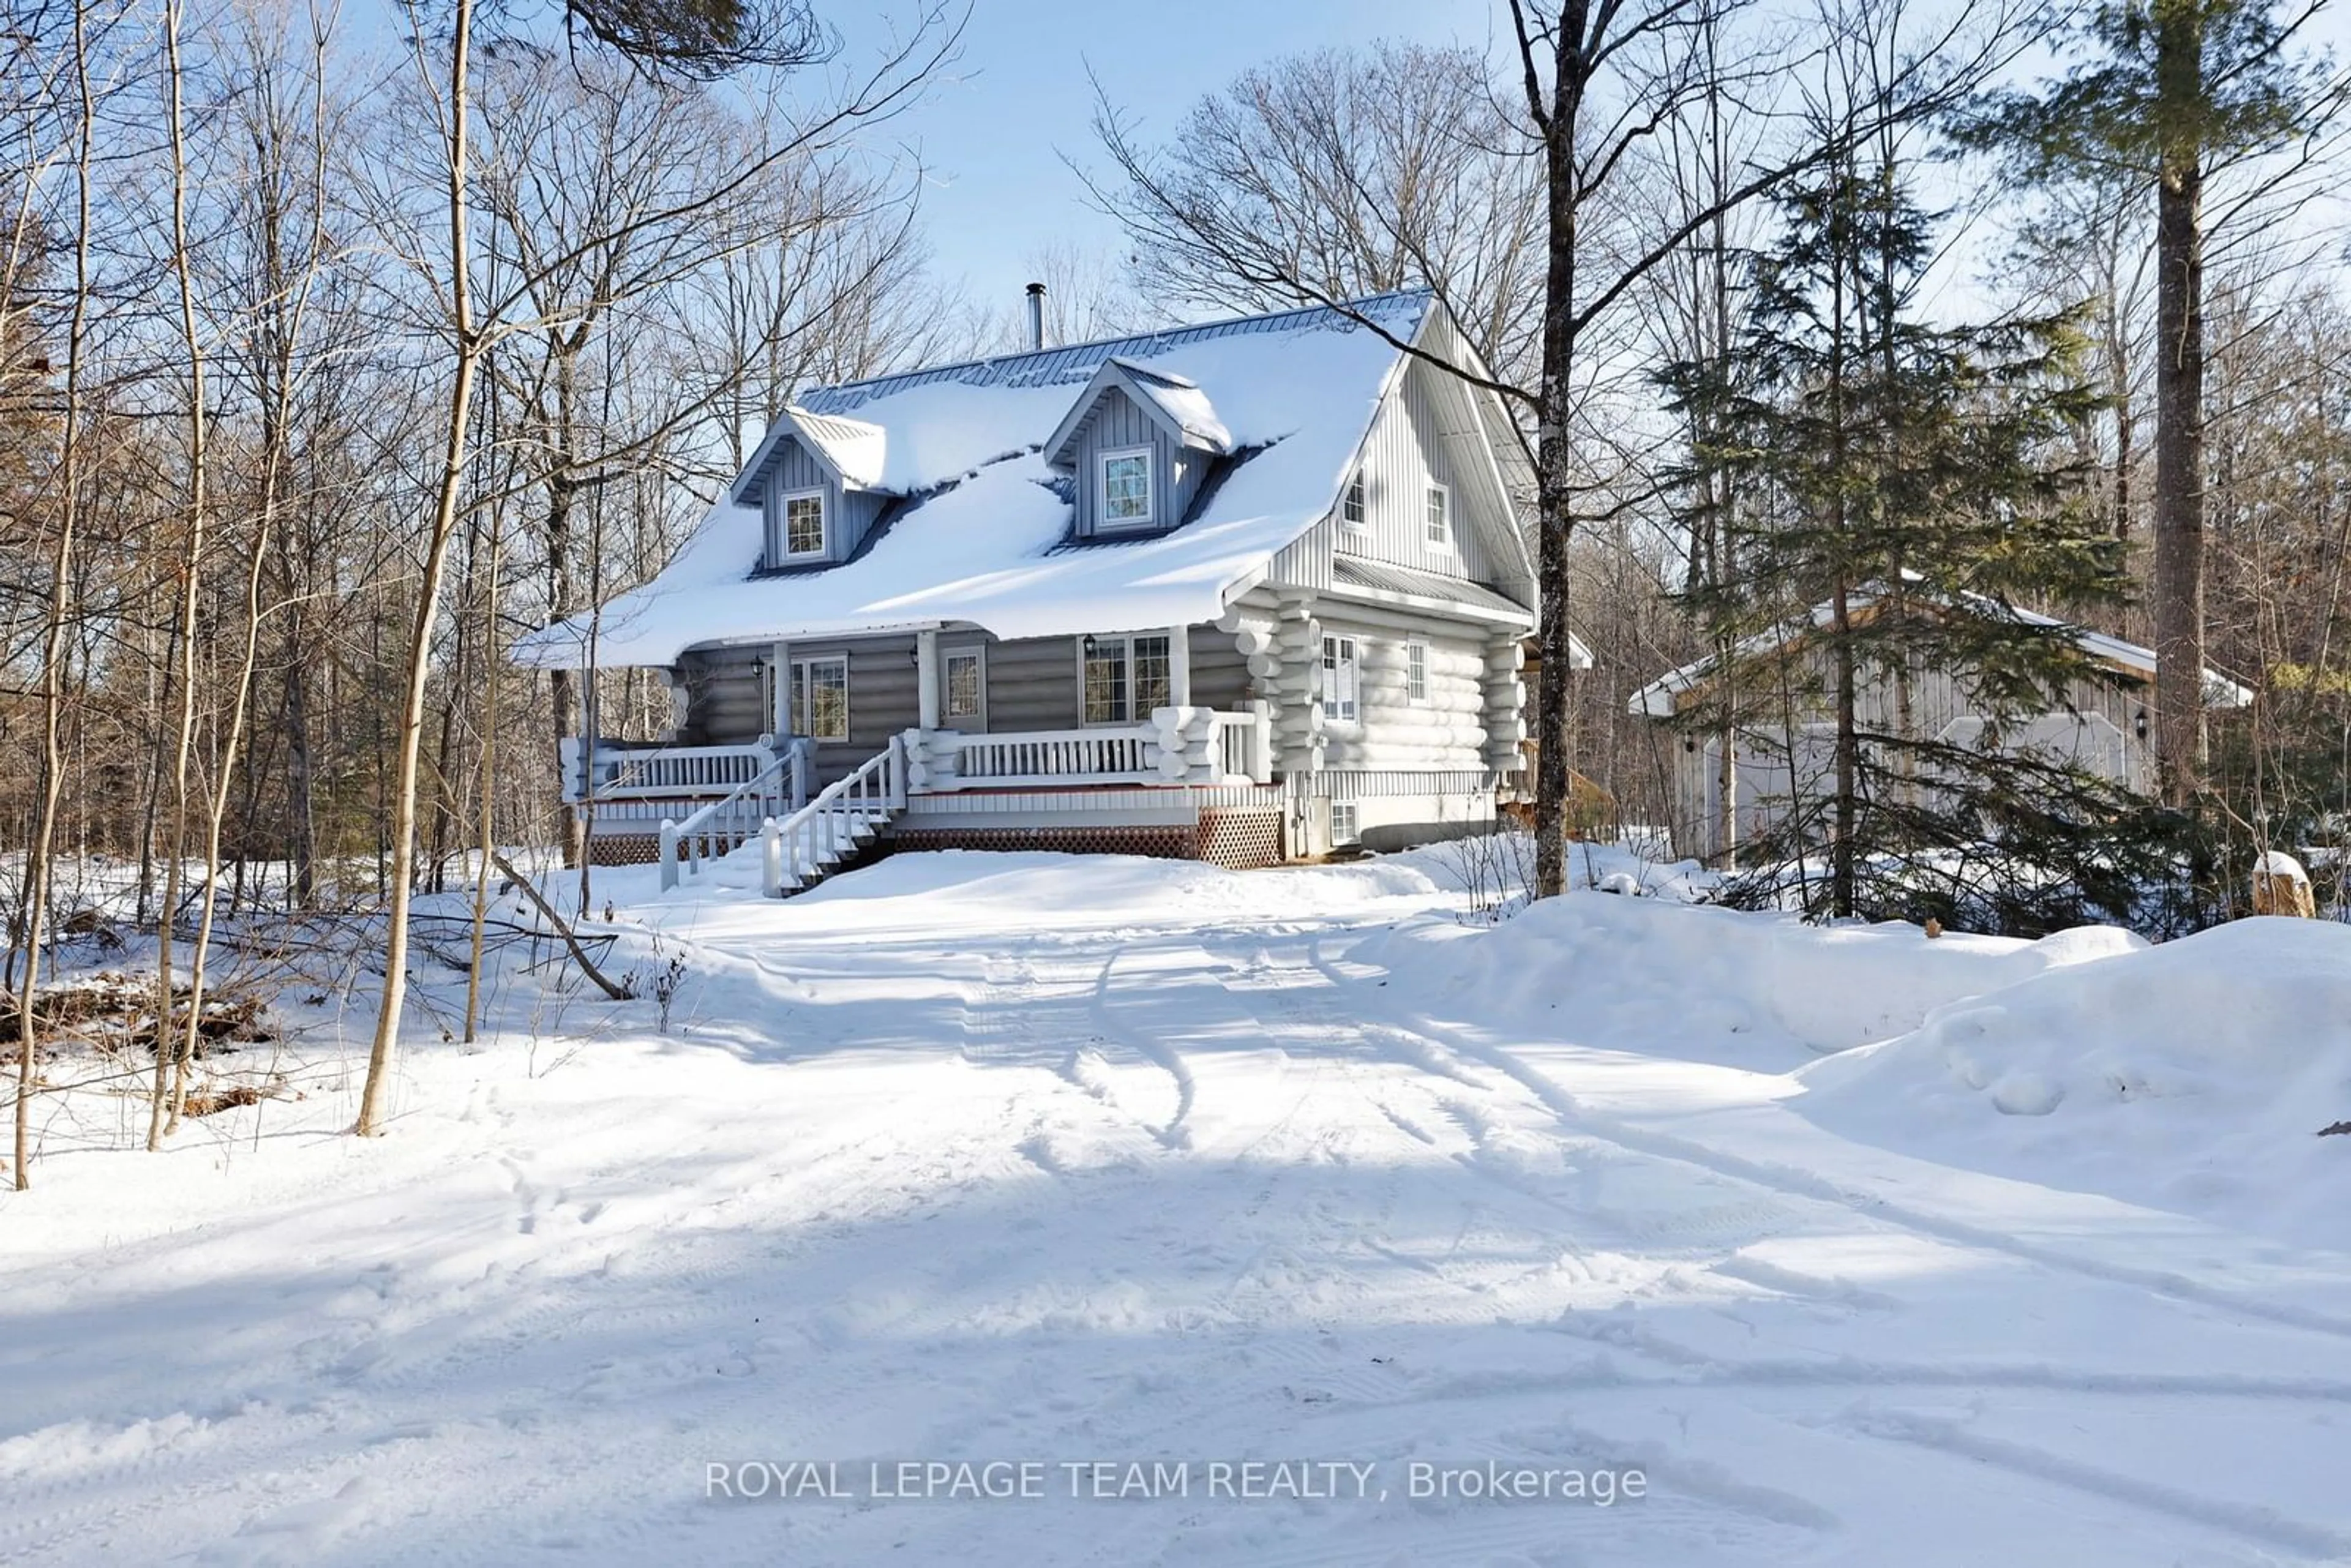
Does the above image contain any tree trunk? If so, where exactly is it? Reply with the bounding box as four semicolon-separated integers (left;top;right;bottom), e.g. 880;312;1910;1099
1831;585;1858;920
2151;3;2207;804
464;516;505;1044
15;3;97;1190
356;0;481;1137
151;0;212;1151
547;460;585;870
1531;7;1584;901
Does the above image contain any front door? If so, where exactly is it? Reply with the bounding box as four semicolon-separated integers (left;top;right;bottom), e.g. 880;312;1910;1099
942;644;987;732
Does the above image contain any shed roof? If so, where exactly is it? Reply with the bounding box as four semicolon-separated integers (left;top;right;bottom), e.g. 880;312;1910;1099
1627;587;2255;717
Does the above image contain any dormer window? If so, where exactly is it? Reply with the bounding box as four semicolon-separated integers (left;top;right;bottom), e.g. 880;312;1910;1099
1341;471;1367;530
1100;448;1153;529
779;489;825;560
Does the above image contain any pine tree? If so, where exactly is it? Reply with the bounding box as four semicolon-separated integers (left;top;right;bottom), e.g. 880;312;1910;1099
1663;149;2142;931
1978;0;2341;803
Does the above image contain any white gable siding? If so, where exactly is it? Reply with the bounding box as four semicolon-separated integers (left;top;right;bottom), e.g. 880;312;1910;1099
1336;358;1498;583
1267;513;1337;592
1665;650;2159;859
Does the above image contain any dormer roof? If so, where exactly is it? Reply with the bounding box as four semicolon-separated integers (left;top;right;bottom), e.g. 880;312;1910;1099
730;405;891;503
1041;357;1234;469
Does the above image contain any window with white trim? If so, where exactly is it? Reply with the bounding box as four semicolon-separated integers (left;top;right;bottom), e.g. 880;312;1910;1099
1082;633;1172;723
1406;641;1428;703
1330;802;1360;844
1321;634;1360;724
789;655;849;741
1341;470;1367;530
776;489;826;560
1423;482;1450;547
1100;448;1153;528
943;648;984;724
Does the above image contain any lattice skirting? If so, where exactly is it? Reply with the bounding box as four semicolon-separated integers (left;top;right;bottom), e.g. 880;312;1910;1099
601;816;1289;872
587;835;662;866
891;824;1194;861
1196;809;1285;869
891;811;1285;869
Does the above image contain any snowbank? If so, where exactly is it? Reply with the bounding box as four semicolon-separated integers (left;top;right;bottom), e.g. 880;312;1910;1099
1796;917;2351;1248
1356;884;2143;1061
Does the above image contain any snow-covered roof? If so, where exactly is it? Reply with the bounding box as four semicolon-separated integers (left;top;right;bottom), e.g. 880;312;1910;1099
1038;356;1236;470
729;407;893;498
517;292;1482;668
1629;587;2256;717
787;408;889;491
1109;358;1232;452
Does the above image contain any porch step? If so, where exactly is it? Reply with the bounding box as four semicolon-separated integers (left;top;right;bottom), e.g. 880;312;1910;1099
764;806;893;894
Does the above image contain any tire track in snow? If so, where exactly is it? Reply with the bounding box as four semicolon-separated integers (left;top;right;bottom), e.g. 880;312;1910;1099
1087;947;1196;1150
1544;1308;2351;1401
1314;943;2351;1345
1270;937;2351;1557
1839;1407;2351;1560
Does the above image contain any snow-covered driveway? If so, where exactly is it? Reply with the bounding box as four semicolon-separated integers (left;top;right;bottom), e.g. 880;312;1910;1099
6;851;2349;1567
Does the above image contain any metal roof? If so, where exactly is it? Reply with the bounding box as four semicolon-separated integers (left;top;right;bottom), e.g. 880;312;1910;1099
1330;557;1534;622
796;291;1433;418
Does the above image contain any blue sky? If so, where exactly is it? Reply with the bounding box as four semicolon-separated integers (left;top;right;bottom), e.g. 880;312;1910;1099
839;0;1498;314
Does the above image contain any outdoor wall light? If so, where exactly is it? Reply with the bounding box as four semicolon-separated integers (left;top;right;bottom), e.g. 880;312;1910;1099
2134;707;2150;742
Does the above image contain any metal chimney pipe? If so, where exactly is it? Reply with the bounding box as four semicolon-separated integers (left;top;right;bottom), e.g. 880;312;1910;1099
1025;281;1046;351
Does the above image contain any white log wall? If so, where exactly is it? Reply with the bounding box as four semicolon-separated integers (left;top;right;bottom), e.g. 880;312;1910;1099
1313;609;1492;773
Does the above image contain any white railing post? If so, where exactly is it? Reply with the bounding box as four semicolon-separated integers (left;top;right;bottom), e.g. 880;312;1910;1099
762;817;784;898
658;819;680;891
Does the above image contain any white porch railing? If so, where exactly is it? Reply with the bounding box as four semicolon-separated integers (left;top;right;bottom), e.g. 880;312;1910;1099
929;726;1156;789
758;735;906;895
658;741;812;890
566;738;775;803
913;707;1272;791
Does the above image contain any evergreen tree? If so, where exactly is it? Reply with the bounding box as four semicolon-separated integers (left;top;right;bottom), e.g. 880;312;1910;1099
1978;0;2342;803
1663;149;2143;931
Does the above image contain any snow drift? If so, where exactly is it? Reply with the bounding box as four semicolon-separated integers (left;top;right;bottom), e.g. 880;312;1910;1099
1356;873;2144;1060
1796;917;2351;1248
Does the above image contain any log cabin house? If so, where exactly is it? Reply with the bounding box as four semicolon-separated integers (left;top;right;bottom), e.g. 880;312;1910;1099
514;290;1588;893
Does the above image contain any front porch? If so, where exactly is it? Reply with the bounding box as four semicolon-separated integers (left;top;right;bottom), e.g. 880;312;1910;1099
561;707;1282;889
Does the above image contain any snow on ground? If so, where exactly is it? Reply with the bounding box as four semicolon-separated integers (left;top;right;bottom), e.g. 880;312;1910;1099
1798;917;2351;1251
5;846;2350;1567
